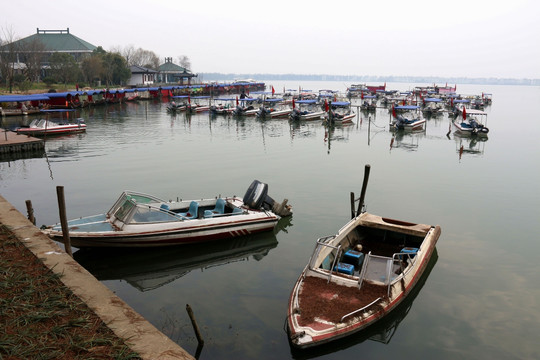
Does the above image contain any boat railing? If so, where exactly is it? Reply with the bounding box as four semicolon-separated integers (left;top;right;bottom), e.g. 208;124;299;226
308;236;340;283
357;251;372;290
385;251;417;297
340;297;383;323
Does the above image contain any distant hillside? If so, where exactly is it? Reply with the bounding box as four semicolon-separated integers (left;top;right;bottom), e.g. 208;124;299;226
200;73;539;86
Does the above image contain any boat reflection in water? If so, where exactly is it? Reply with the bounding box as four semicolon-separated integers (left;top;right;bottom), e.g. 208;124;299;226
289;248;438;360
74;216;292;292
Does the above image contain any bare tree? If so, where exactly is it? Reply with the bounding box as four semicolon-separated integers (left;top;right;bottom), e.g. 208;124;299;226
177;55;191;70
0;26;20;92
121;44;137;66
19;38;46;83
131;48;160;69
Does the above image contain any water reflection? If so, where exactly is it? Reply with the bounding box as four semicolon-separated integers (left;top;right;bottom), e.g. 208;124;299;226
74;216;292;292
290;248;438;359
454;132;488;159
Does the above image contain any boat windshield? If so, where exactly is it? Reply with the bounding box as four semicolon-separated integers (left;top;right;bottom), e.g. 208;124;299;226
108;191;166;219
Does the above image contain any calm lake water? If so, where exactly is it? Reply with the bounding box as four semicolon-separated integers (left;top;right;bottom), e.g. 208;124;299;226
1;81;539;359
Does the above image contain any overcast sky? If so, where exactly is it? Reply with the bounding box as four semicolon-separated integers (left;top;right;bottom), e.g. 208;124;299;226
4;0;540;79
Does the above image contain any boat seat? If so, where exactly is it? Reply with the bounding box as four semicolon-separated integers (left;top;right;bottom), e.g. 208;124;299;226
178;201;199;219
232;207;243;215
210;198;226;215
160;203;170;211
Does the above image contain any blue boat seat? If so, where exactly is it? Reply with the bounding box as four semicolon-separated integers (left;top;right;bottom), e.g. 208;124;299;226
160;203;170;211
232;207;243;215
210;198;226;215
178;201;199;219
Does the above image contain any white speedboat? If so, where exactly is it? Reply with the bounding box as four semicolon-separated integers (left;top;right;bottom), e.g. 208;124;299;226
45;180;292;248
16;118;86;136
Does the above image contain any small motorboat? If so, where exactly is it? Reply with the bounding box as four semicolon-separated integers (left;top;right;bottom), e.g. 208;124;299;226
286;165;440;349
391;105;425;131
289;100;326;121
453;108;489;137
44;180;292;248
327;101;355;124
16;118;86;136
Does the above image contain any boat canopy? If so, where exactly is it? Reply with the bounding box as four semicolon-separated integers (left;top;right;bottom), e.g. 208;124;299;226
464;108;487;115
213;98;237;101
453;99;470;103
46;92;79;98
264;98;284;103
424;98;442;102
295;100;318;104
0;94;50;102
40;109;76;112
332;101;350;106
395;105;420;110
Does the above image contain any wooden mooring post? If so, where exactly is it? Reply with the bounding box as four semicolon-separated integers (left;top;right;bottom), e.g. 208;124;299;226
186;304;204;346
56;186;73;257
356;164;371;217
25;200;35;225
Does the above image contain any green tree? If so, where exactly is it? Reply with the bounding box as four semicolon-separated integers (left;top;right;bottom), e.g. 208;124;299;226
81;55;104;86
49;52;80;85
101;52;130;86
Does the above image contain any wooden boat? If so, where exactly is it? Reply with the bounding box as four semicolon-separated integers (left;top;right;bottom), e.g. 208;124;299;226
453;108;489;137
16;118;86;136
44;180;292;248
287;165;441;349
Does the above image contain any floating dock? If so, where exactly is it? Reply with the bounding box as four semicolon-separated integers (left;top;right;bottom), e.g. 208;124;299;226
0;130;45;154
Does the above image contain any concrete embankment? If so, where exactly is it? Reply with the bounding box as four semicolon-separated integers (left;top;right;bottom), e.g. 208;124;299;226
0;194;194;360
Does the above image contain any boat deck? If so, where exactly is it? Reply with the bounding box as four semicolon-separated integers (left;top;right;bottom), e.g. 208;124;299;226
297;275;387;326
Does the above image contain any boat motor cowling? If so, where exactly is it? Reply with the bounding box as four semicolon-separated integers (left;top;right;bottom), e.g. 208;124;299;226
243;180;269;210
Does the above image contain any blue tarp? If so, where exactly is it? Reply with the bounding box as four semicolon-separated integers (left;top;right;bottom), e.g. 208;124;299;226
295;100;318;104
0;94;50;102
40;109;75;112
395;105;419;110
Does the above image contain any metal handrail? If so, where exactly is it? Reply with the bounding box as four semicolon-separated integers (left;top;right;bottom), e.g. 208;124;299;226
358;251;372;290
340;297;382;322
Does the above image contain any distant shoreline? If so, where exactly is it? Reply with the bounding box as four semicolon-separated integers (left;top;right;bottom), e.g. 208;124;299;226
200;73;539;86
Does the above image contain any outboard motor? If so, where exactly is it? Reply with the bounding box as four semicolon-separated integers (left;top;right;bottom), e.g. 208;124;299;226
243;180;269;210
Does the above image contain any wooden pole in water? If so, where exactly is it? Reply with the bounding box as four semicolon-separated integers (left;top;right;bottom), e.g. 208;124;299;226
350;192;356;219
186;304;204;346
25;200;35;225
56;186;73;257
356;164;371;217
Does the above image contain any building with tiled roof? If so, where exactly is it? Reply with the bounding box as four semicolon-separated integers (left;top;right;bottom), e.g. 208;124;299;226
6;28;97;62
128;65;157;86
157;57;196;85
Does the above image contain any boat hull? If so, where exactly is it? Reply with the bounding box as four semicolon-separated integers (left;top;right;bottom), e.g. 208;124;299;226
48;216;278;248
16;125;86;136
287;212;440;349
45;192;283;248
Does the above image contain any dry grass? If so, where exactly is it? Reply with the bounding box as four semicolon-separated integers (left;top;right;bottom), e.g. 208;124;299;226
0;224;141;360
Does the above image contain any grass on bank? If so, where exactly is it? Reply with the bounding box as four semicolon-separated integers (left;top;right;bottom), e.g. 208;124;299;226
0;224;141;360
